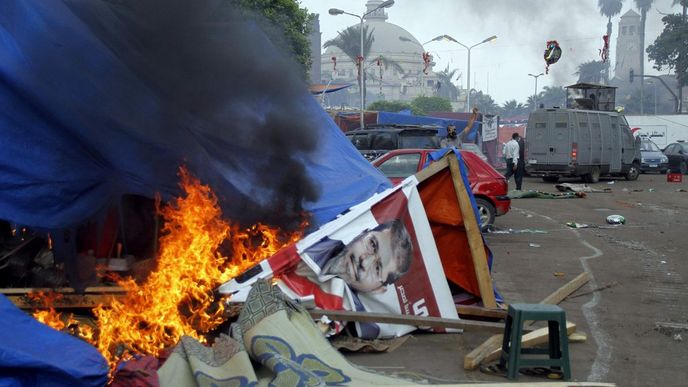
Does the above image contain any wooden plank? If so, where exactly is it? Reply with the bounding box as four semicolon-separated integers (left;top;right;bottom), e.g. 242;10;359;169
7;293;124;309
308;309;507;334
539;271;591;305
480;321;577;365
569;332;587;343
456;305;507;320
0;286;126;295
413;156;449;183
464;333;504;370
447;153;496;308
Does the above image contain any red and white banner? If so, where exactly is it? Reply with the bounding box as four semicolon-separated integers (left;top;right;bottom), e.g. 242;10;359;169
218;178;458;338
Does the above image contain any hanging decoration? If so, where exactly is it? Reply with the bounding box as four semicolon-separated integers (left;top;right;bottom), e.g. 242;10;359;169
331;56;337;72
543;40;562;74
599;35;610;63
422;52;431;75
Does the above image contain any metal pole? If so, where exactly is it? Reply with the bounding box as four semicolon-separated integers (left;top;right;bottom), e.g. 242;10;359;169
528;73;543;111
466;48;471;112
359;17;364;129
654;82;657;115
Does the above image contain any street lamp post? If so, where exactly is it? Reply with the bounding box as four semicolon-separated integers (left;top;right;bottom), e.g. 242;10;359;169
424;34;497;112
329;0;395;130
528;73;544;110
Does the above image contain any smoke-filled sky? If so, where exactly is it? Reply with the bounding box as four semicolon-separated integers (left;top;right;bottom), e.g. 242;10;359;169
300;0;680;105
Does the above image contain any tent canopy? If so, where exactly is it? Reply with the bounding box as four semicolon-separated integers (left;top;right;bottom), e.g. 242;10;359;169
0;0;391;232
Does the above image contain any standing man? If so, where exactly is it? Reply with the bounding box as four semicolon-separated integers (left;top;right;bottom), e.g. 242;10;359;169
440;124;462;148
503;133;521;190
440;107;479;148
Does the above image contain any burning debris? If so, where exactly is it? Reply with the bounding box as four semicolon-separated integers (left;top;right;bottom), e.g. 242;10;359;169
31;168;305;369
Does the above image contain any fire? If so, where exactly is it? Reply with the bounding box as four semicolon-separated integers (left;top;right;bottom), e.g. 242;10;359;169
30;292;96;343
33;167;305;367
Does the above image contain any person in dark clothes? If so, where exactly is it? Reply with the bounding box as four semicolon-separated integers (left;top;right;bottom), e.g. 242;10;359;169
516;135;526;190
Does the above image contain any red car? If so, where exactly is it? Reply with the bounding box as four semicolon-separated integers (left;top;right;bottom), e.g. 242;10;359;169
373;149;511;231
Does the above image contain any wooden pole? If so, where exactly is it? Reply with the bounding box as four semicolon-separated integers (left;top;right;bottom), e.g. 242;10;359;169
308;309;508;334
446;153;496;308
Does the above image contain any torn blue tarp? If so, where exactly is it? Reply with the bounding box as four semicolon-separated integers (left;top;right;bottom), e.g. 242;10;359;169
0;0;391;231
377;111;481;142
0;294;109;386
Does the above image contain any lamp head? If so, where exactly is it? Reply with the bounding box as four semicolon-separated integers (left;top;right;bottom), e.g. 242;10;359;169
380;0;395;8
328;8;344;15
482;35;497;44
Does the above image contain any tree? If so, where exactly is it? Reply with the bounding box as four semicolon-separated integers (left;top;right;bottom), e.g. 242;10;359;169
367;100;414;113
435;67;460;101
577;60;608;83
324;25;403;107
469;90;499;114
538;86;567;108
597;0;624;80
500;99;527;118
410;96;452;115
231;0;313;78
647;12;688;111
635;0;655;114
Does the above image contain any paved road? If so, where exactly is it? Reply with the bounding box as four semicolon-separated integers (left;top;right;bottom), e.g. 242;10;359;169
348;173;688;386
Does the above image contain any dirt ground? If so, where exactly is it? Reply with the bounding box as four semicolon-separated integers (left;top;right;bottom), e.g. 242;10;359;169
346;174;688;386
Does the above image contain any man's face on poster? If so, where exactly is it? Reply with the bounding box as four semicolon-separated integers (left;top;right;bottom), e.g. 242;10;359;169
321;220;412;293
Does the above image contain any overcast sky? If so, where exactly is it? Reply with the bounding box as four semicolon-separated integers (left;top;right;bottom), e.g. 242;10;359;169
299;0;681;105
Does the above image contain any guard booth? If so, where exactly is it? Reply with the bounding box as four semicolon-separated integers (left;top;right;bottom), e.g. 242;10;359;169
566;83;616;112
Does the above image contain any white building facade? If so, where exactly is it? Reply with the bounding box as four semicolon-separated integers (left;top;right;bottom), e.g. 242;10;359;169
319;0;440;108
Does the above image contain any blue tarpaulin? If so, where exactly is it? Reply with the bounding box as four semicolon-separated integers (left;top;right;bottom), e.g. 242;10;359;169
0;0;391;232
377;111;481;142
0;1;391;382
0;294;109;386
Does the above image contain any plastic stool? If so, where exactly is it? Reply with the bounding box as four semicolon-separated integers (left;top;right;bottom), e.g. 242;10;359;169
498;303;571;380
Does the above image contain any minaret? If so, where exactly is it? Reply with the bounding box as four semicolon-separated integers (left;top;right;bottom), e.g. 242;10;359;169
309;14;321;84
364;0;389;21
614;9;641;81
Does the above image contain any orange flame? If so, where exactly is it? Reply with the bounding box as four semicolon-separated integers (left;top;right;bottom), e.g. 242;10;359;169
30;292;96;343
81;167;304;366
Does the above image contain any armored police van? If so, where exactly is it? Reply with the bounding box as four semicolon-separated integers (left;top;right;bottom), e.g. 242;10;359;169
525;83;641;183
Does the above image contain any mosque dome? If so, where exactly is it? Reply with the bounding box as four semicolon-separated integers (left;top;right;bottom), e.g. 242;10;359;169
319;0;442;107
323;1;424;57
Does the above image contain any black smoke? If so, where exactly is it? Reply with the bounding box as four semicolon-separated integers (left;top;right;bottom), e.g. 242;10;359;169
60;0;322;231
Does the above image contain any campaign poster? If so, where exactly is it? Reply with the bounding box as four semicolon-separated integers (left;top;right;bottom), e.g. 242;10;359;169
219;178;458;339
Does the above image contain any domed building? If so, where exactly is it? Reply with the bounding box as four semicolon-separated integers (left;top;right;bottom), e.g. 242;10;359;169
319;0;440;108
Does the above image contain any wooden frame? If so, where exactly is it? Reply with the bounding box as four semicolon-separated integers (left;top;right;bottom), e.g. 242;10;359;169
414;152;497;308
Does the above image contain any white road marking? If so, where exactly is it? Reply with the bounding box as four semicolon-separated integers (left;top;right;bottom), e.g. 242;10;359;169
513;207;611;381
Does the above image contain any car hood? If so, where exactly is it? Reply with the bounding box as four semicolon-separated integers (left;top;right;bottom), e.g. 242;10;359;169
641;150;664;159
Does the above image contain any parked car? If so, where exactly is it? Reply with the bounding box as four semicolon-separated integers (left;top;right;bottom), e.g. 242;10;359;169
663;142;688;174
345;125;441;161
456;142;488;162
639;138;669;174
372;149;510;231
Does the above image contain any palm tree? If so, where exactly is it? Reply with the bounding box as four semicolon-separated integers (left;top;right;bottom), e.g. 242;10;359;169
597;0;624;80
435;67;460;101
470;90;499;114
576;60;608;83
539;86;567;108
501;99;527;118
324;25;403;107
635;0;655;114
